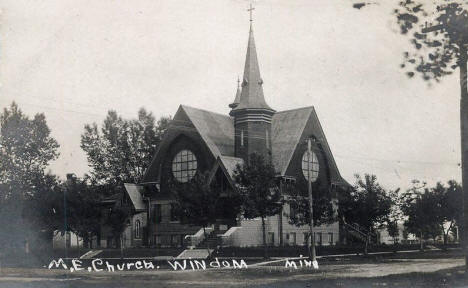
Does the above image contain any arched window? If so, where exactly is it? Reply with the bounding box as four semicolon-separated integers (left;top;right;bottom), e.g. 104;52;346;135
134;220;141;239
302;151;319;182
172;150;197;182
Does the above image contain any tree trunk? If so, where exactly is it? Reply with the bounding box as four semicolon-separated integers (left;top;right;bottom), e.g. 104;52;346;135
420;231;424;251
77;236;80;256
444;222;453;250
364;234;369;255
120;234;124;260
443;233;448;249
261;217;267;259
459;44;468;269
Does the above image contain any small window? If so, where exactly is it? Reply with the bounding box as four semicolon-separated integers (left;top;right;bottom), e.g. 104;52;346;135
289;204;297;221
241;130;244;146
316;232;322;245
134;220;141;239
303;232;309;245
266;129;270;149
268;232;275;245
153;204;162;223
328;232;334;245
290;233;296;245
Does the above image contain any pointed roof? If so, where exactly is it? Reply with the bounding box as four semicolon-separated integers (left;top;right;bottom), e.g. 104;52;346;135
142;106;349;187
231;24;274;113
207;156;244;187
271;106;347;185
123;183;146;211
229;78;241;109
179;105;235;157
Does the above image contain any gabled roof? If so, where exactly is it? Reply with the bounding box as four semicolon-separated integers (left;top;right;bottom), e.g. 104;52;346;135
143;105;348;187
271;106;346;185
208;156;244;187
179;105;235;157
271;107;312;175
124;183;146;211
218;156;244;179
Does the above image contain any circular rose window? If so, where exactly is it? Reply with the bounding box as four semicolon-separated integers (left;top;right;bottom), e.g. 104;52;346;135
302;151;319;182
172;150;197;182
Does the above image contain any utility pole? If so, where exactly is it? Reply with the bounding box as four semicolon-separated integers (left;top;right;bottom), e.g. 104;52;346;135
307;138;317;263
422;20;468;269
63;186;68;260
460;44;468;268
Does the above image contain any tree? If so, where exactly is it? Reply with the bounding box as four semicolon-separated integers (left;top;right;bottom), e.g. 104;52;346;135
23;173;63;250
170;171;241;255
0;102;59;196
387;220;400;245
0;102;60;254
354;0;468;267
445;180;463;241
81;109;170;189
64;175;101;249
106;205;130;259
284;177;335;243
400;180;443;251
386;188;403;246
394;0;468;265
433;180;462;246
339;174;394;254
233;153;282;259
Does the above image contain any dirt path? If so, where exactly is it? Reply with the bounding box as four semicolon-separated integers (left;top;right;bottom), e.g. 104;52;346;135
0;257;464;287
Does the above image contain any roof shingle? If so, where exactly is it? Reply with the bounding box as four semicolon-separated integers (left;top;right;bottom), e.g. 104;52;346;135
181;105;234;157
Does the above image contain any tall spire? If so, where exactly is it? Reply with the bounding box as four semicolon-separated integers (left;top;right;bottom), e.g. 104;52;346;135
229;77;241;109
230;4;274;114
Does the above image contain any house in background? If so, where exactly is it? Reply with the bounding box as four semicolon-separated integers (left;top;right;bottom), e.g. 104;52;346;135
52;231;82;249
98;184;147;248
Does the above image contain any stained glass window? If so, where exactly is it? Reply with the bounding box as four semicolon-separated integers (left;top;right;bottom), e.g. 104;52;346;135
172;150;197;182
301;151;319;182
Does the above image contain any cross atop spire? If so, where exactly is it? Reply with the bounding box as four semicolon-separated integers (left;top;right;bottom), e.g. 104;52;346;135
247;4;255;23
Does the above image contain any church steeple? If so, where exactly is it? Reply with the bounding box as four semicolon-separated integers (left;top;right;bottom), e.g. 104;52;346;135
231;5;274;162
230;8;274;114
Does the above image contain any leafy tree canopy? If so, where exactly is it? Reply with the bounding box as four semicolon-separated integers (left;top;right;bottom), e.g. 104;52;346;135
233;153;282;219
0;102;60;253
284;177;335;227
0;102;59;198
339;174;394;232
81;108;170;190
170;171;242;228
394;0;468;82
400;180;444;240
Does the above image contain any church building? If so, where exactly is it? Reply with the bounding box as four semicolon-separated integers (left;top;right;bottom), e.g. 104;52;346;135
116;14;350;249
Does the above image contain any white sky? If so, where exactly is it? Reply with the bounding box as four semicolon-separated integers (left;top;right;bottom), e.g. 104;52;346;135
0;0;461;191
